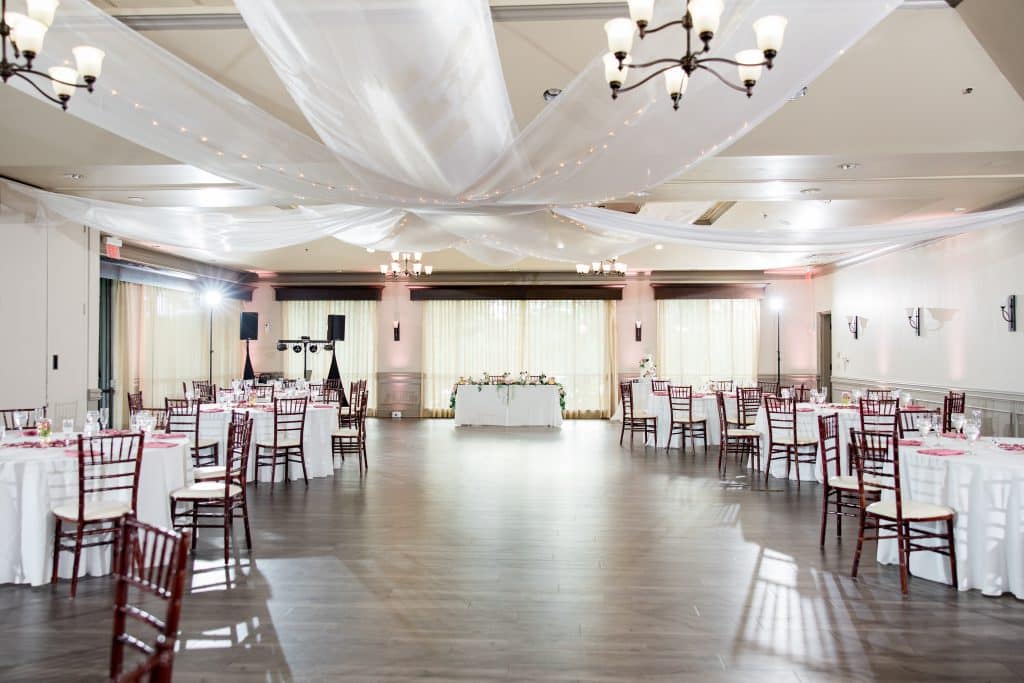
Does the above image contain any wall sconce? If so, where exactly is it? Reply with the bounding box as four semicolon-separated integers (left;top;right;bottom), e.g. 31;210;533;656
846;315;859;339
634;320;642;342
393;320;400;342
1001;295;1016;332
905;307;921;336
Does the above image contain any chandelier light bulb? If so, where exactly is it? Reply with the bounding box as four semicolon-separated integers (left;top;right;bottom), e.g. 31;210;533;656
47;66;78;100
11;16;47;58
26;0;59;28
627;0;654;27
688;0;724;40
736;49;764;86
72;46;105;82
604;18;636;60
424;265;433;275
591;261;601;273
753;15;787;56
390;251;400;261
603;53;632;89
413;262;422;275
664;67;688;108
391;261;401;274
3;12;29;32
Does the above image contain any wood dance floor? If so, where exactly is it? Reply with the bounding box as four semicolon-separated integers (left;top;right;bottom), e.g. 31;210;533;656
1;420;1022;681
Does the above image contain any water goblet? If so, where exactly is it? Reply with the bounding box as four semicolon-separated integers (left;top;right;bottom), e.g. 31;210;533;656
917;416;932;443
781;387;791;400
62;418;75;441
99;407;109;431
83;413;97;437
971;409;982;425
0;424;5;443
13;411;26;430
950;414;965;434
964;420;981;454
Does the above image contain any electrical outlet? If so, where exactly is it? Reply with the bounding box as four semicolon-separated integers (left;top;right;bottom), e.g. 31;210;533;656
391;411;402;419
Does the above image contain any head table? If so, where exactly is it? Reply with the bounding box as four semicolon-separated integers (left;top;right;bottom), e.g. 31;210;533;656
453;384;562;427
0;432;192;586
195;402;338;482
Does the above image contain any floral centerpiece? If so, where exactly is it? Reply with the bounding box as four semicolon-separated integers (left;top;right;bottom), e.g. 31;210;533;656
450;372;567;411
639;354;657;379
840;391;852;406
37;417;52;441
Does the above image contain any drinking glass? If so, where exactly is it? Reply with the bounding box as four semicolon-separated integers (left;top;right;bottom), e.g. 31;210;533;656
950;414;965;434
86;410;100;430
0;424;5;443
853;389;863;403
964;420;981;454
781;388;791;400
13;411;26;430
99;407;109;431
130;413;139;431
971;409;982;425
83;413;98;437
917;416;932;442
34;407;45;425
62;418;75;441
903;392;913;407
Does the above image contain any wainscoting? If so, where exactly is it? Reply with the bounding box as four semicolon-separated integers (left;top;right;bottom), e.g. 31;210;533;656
376;372;423;418
832;375;1024;437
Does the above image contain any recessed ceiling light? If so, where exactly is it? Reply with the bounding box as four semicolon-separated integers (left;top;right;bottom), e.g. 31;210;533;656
556;241;565;249
654;244;663;250
837;162;859;171
953;207;967;212
800;187;822;195
63;172;83;180
127;196;144;202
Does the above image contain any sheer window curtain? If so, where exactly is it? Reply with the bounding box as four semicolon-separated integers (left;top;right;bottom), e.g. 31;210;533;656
112;281;242;427
422;300;615;418
281;300;377;412
656;299;761;387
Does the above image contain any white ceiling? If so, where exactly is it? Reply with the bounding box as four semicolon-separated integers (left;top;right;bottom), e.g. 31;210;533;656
1;0;1022;273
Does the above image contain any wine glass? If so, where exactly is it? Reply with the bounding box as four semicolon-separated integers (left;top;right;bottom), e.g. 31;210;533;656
83;412;97;437
971;409;982;425
917;416;933;443
34;407;45;425
964;419;981;453
62;418;75;442
950;414;965;434
13;411;26;430
781;387;791;400
0;424;5;443
99;407;109;431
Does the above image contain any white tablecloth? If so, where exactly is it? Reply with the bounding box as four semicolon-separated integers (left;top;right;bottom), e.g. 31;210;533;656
0;434;192;586
752;404;861;481
876;437;1024;598
197;404;337;482
454;385;563;427
643;393;728;447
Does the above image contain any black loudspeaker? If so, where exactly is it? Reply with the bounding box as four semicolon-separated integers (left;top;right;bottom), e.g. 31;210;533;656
327;314;346;341
240;312;259;341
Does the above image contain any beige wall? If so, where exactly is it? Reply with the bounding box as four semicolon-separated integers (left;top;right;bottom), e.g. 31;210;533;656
0;220;99;422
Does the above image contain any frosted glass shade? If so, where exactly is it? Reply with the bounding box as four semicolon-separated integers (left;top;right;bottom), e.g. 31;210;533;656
48;66;78;98
72;45;105;80
413;262;422;275
423;265;433;275
27;0;59;28
627;0;655;25
604;18;635;56
736;49;764;83
688;0;724;36
379;264;388;274
603;53;632;86
11;16;46;55
413;251;422;261
753;15;787;52
664;66;688;96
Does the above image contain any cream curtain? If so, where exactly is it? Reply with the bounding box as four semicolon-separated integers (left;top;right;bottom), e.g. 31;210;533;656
656;299;761;387
281;300;377;411
422;299;614;418
112;281;242;427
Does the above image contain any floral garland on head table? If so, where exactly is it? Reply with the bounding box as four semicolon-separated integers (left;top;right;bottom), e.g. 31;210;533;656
450;371;567;410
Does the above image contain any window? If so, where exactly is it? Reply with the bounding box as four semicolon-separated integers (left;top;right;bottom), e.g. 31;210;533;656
656;299;761;387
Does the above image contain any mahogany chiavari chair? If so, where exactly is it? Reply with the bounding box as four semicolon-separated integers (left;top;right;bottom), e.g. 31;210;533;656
859;398;899;435
251;383;275;402
322;378;344;404
127;392;167;431
0;406;46;429
716;390;760;476
184;380;216;403
619;381;657;447
281;379;298;390
757;380;779;396
764;396;818;486
165;398;219;468
710;379;734;393
194;410;252;482
666;385;706;454
736;387;762;427
110;516;190;682
254;397;308;486
897;406;941;437
171;417;254;562
866;389;894;401
942;391;966;433
817;415;880;546
850;429;958;595
791;384;810;402
332;389;368;471
651;379;670;394
51;433;144;598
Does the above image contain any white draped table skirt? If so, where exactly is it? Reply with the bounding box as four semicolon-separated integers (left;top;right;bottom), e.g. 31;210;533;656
454;385;562;427
0;436;191;586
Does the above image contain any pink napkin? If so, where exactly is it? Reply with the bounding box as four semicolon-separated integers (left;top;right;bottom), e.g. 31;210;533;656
151;433;184;440
202;408;225;413
693;393;707;398
100;429;131;436
941;432;967;440
313;404;335;409
653;391;668;397
63;448;79;457
21;429;37;436
826;404;858;410
998;443;1024;453
899;439;923;447
918;448;966;456
902;405;930;412
144;441;177;449
797;407;815;413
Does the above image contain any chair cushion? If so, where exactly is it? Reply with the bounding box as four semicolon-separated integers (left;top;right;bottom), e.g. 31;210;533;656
727;428;761;438
193;465;226;481
52;500;131;522
828;475;880;492
332;428;360;438
774;435;818;446
195;439;219;449
255;438;301;448
866;499;954;521
171;481;242;500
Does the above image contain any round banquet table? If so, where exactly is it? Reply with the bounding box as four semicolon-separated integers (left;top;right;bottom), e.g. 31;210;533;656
642;392;730;447
876;436;1024;598
196;403;337;482
0;432;192;586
